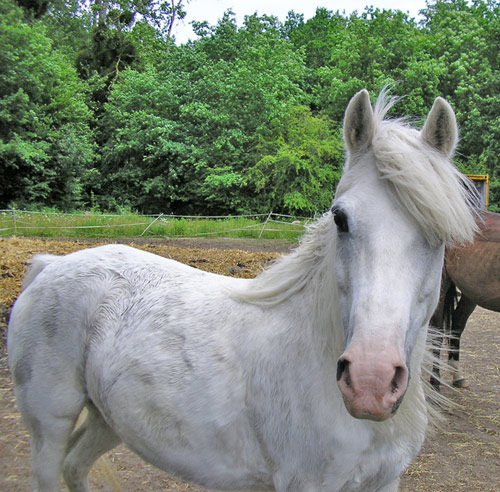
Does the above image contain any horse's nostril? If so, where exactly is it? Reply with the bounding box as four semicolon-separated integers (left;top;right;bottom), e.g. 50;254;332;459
336;358;350;382
391;366;407;393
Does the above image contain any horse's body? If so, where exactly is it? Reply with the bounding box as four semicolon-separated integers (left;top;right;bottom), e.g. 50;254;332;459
8;91;477;492
447;211;500;310
431;211;500;388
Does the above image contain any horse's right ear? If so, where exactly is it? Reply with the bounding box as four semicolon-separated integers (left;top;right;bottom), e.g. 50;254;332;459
344;89;374;154
421;97;458;157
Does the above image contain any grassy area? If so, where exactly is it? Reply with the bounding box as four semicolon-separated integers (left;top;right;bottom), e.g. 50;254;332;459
0;210;309;241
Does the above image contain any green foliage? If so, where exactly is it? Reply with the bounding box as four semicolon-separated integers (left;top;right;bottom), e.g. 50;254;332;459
98;14;308;214
3;0;500;215
419;0;500;208
250;106;343;214
0;0;95;209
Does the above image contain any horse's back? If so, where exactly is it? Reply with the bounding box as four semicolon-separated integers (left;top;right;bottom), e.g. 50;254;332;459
477;211;500;242
7;244;228;389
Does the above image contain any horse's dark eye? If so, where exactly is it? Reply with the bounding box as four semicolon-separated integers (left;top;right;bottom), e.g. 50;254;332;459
332;207;349;233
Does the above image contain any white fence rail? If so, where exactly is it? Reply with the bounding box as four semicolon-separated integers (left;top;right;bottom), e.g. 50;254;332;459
0;209;312;239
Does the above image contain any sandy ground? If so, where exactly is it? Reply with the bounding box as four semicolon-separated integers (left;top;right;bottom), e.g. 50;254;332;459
0;237;499;491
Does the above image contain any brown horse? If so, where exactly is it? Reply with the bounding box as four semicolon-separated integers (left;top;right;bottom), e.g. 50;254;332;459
431;210;500;389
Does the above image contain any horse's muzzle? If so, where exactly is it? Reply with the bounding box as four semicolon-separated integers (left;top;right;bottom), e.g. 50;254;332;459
336;349;409;421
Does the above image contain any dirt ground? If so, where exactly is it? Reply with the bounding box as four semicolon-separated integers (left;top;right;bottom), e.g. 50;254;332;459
0;237;499;491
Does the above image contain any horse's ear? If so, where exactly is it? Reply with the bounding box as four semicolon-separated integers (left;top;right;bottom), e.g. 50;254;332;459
421;97;458;156
344;89;374;153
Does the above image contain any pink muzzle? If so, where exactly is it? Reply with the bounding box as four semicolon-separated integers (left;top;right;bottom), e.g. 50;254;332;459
336;347;409;421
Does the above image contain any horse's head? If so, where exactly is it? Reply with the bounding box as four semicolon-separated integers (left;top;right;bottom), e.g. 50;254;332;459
333;90;477;421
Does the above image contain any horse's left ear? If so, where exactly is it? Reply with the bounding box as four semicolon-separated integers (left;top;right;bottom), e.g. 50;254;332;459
421;97;458;157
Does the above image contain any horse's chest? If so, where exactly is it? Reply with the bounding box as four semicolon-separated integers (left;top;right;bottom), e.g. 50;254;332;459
321;431;412;491
341;451;403;491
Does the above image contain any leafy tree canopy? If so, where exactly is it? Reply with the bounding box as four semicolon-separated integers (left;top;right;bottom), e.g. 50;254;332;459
0;0;95;209
2;0;500;213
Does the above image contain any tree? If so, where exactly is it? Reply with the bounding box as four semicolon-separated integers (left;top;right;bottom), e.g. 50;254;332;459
249;106;343;214
6;0;500;213
306;8;422;122
0;0;95;209
76;4;139;102
97;66;191;212
420;0;500;209
15;0;50;18
147;0;188;42
97;13;310;213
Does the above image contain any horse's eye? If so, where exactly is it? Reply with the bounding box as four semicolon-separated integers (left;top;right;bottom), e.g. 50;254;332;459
332;207;349;233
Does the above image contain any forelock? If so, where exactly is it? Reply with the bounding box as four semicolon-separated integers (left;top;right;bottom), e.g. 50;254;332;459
371;113;478;246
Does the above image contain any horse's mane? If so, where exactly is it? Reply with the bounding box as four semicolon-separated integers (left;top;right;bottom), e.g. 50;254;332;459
232;213;338;308
367;92;479;247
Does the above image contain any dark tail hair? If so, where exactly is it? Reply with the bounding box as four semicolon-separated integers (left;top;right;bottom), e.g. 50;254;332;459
443;281;458;338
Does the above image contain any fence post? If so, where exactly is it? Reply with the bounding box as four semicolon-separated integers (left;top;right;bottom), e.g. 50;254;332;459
12;208;17;235
140;213;164;237
259;212;273;238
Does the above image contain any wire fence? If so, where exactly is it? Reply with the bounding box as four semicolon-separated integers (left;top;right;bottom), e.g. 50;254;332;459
0;209;313;240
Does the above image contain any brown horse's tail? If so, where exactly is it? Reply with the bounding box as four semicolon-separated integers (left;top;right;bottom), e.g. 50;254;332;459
443;281;458;338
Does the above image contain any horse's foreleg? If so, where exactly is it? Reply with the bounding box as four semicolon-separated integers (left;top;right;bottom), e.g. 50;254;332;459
449;294;476;388
63;402;121;492
429;274;452;392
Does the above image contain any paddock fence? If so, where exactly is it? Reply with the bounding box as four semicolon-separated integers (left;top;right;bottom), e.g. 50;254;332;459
0;209;313;241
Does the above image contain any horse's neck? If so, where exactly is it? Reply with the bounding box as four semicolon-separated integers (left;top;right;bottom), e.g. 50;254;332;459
295;254;345;358
262;217;345;357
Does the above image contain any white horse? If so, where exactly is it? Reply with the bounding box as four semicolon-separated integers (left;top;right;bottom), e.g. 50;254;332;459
8;90;478;492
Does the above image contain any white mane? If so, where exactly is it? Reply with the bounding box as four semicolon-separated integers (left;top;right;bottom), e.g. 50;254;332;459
232;213;337;308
